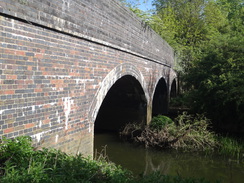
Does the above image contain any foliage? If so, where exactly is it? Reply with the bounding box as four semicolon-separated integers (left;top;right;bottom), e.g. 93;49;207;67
121;113;244;161
169;93;190;107
0;136;132;183
121;113;217;152
216;136;244;159
0;136;216;183
184;34;244;130
142;0;244;132
0;136;33;163
150;115;173;130
172;113;217;151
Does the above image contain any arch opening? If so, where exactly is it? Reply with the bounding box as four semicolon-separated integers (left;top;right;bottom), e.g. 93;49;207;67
170;79;177;99
152;78;168;117
94;75;147;133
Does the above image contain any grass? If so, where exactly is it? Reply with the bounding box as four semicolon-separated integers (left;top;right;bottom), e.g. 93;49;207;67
216;135;244;159
0;136;216;183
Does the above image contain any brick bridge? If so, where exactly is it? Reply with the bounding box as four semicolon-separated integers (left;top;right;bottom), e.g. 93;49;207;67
0;0;177;156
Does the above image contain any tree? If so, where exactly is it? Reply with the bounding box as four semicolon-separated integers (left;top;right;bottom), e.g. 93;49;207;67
150;0;244;132
185;34;244;132
150;0;208;74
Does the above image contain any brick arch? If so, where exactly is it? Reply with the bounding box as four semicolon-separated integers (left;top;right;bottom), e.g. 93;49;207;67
151;67;169;102
151;75;168;116
168;68;178;95
150;67;177;99
88;63;148;123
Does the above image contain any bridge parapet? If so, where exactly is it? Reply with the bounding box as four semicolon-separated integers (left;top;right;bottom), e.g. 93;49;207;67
0;0;174;67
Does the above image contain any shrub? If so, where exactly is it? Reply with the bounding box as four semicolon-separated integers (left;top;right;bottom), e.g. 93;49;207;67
0;136;132;183
172;112;217;151
122;113;218;152
150;115;173;131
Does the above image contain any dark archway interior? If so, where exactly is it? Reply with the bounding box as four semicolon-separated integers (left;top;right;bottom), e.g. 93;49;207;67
152;78;168;117
94;75;147;133
170;79;177;99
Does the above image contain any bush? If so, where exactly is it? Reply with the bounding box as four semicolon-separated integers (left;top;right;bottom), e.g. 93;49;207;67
0;136;132;183
172;112;217;151
150;115;173;131
121;113;218;152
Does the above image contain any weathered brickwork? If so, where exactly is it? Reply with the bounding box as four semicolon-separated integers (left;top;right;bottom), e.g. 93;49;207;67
0;0;177;156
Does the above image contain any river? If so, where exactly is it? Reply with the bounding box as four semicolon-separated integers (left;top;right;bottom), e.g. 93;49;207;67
94;133;244;183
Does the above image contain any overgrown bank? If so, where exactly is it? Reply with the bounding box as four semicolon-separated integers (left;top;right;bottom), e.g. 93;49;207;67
0;136;215;183
120;113;244;159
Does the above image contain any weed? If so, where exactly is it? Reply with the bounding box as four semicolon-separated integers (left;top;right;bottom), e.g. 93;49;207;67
216;136;244;160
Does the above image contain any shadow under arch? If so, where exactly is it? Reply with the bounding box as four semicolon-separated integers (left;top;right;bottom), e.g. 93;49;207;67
170;78;177;99
89;63;148;132
152;77;168;117
95;75;147;132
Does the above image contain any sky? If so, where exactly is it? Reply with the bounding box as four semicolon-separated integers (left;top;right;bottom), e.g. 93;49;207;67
137;0;155;11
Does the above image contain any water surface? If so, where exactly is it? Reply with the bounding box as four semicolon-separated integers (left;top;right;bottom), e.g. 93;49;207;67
94;133;244;183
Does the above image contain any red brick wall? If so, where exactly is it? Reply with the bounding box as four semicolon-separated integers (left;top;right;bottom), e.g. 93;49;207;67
0;0;176;156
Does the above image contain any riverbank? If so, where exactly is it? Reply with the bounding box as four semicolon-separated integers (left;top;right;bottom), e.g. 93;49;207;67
120;113;244;160
0;136;218;183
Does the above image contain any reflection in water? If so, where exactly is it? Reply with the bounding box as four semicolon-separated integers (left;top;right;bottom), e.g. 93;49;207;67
144;150;171;176
94;133;244;183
